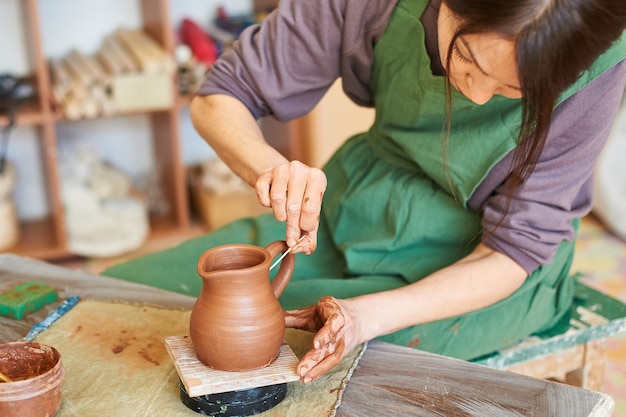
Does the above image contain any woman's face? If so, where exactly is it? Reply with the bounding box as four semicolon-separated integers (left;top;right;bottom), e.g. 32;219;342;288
437;3;523;105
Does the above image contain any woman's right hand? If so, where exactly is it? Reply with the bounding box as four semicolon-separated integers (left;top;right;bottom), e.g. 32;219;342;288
255;160;327;254
190;96;325;252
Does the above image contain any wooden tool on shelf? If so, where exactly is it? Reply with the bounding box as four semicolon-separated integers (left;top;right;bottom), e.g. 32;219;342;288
114;28;175;75
48;27;175;121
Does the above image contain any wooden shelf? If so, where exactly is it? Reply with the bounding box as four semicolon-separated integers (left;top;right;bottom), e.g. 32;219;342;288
4;214;205;263
4;0;302;262
2;0;192;262
7;218;69;260
52;105;174;123
0;105;49;127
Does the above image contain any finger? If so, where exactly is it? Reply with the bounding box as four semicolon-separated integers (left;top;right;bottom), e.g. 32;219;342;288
255;172;272;207
291;232;317;255
269;165;289;221
310;297;346;352
301;340;346;384
311;312;345;352
296;344;332;377
299;170;326;236
304;232;318;254
285;166;307;248
284;306;323;331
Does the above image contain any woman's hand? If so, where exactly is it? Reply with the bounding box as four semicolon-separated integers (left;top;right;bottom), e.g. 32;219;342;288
191;96;325;253
284;296;363;383
255;160;327;253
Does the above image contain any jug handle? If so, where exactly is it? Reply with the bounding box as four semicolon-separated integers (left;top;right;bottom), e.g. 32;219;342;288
265;240;295;298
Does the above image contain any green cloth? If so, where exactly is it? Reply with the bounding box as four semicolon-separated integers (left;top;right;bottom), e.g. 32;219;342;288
104;0;626;361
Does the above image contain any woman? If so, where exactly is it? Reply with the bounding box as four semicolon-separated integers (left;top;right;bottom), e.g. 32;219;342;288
105;0;626;383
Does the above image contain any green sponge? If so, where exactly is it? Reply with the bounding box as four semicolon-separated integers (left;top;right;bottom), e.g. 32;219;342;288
0;281;59;320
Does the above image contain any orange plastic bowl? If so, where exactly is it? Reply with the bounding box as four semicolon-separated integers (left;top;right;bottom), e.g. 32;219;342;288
0;342;64;417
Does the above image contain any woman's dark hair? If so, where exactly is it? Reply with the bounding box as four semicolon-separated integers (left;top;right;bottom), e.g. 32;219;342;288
443;0;625;203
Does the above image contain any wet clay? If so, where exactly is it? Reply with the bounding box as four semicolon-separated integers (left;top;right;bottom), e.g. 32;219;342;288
0;342;59;381
0;342;64;417
190;241;295;371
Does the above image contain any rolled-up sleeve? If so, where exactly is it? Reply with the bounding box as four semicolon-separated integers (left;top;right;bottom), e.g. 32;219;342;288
470;60;626;274
195;0;346;121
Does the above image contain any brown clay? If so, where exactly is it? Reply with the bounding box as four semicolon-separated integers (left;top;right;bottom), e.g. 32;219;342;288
190;241;295;371
0;341;64;417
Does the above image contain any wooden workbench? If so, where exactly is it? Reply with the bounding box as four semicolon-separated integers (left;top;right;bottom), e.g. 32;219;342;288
0;254;615;416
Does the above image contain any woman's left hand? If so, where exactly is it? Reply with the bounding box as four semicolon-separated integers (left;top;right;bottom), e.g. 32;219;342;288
284;296;362;383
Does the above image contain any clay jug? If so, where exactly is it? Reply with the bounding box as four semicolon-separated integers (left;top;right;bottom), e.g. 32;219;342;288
190;241;295;371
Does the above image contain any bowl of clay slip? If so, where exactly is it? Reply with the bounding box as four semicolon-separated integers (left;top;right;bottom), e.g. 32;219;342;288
0;341;64;417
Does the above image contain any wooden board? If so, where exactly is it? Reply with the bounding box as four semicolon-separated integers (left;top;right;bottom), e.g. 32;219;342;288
165;335;300;397
342;341;615;417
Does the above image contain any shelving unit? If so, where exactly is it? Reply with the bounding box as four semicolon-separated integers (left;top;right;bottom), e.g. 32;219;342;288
1;0;189;260
1;0;306;261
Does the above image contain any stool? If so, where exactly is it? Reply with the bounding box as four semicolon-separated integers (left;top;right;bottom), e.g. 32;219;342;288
475;278;626;391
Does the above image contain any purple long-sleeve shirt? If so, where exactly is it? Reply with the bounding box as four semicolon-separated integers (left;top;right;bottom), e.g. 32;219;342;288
197;0;626;274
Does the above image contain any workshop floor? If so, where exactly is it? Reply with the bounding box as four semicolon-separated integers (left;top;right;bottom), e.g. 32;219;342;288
55;214;626;416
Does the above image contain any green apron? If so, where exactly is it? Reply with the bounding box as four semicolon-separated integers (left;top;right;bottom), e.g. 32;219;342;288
104;0;626;360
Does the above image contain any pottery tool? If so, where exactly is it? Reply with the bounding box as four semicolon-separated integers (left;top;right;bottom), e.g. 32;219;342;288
22;295;81;342
0;370;12;383
270;235;306;271
0;282;59;320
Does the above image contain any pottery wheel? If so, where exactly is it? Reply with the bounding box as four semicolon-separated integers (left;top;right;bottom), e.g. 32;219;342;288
179;380;287;416
165;335;301;416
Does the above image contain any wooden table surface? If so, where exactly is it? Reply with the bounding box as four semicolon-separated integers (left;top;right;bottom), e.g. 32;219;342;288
0;254;615;416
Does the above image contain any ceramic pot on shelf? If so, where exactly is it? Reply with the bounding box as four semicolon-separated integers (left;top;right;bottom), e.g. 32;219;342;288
0;162;19;251
189;240;295;372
